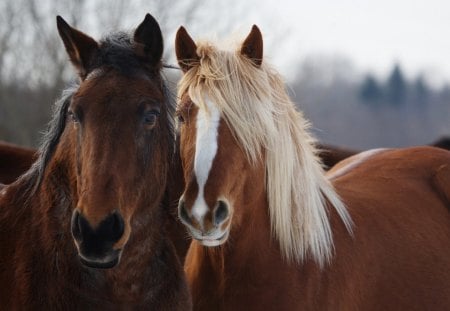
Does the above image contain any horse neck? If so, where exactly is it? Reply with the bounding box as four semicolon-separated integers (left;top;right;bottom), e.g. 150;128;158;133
0;161;79;306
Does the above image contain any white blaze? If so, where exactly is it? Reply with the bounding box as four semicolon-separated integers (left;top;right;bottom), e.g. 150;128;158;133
191;99;221;221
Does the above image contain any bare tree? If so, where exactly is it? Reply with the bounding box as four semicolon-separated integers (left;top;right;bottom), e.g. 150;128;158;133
0;0;279;146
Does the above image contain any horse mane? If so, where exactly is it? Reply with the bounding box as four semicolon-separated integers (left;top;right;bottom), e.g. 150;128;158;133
177;40;353;266
96;32;161;75
17;87;75;199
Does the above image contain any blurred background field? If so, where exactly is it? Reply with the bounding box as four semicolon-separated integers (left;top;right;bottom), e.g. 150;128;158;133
0;0;448;149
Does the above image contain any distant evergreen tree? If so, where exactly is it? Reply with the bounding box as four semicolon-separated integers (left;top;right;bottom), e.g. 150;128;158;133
359;74;383;104
386;64;406;105
413;75;429;105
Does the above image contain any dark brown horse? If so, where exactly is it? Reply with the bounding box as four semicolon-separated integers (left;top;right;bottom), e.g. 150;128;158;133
0;140;37;184
0;14;191;309
175;25;450;310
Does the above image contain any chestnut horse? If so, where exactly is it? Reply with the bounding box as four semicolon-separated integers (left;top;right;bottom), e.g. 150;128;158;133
174;26;450;310
0;140;37;184
0;15;191;309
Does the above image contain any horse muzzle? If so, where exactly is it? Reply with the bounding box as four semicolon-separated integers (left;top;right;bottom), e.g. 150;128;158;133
71;209;125;269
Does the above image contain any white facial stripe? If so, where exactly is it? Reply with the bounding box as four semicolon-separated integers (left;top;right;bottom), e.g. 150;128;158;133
192;98;221;220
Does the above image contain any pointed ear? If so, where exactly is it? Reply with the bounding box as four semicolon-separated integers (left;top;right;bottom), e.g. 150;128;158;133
56;16;99;79
175;26;199;72
133;13;164;67
241;25;263;67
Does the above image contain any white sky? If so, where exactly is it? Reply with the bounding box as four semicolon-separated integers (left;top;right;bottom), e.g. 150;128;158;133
189;0;450;87
277;0;450;86
41;0;450;87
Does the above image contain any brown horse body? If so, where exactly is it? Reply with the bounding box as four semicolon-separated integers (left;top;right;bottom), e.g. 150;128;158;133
0;140;36;184
175;26;450;310
185;147;450;310
0;15;190;309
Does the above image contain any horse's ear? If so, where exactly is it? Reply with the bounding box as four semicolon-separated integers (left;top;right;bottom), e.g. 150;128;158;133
175;26;199;72
241;25;263;67
56;16;99;80
133;13;164;67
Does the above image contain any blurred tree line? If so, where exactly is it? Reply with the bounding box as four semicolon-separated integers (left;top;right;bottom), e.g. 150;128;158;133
360;64;430;107
0;0;448;149
292;56;450;149
0;0;144;146
0;0;250;147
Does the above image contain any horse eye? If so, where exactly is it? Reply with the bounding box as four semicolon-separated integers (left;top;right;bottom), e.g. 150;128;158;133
177;114;185;123
143;110;160;127
67;110;79;123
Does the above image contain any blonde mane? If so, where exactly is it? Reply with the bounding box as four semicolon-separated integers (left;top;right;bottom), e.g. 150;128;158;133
177;40;353;266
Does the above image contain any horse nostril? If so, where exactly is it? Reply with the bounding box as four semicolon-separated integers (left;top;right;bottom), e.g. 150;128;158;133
110;212;125;241
178;200;191;225
214;200;229;225
71;210;125;244
100;212;125;242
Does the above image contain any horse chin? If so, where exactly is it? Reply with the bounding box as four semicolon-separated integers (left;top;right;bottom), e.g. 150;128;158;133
196;230;229;247
199;239;224;247
78;250;122;269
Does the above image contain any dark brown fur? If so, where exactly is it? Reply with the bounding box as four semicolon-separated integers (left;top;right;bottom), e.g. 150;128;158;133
0;141;37;184
0;15;190;309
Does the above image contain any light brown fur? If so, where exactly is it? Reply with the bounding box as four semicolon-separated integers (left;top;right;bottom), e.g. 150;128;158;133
176;26;450;310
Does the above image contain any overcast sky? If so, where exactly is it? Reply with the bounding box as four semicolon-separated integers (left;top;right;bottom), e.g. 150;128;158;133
288;1;447;85
275;0;450;86
180;0;449;87
18;0;450;88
